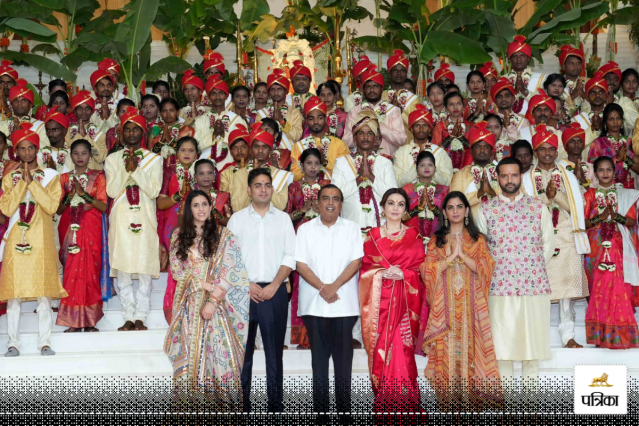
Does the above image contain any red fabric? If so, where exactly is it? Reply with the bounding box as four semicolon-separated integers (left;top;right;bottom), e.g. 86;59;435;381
586;71;609;95
181;69;204;91
467;121;495;148
479;61;498;79
532;124;558;150
203;52;225;75
11;122;39;148
205;74;228;96
360;226;426;413
361;68;384;87
526;89;556;124
303;95;326;117
387;49;409;71
90;68;113;90
408;104;433;129
598;61;622;81
0;60;18;81
9;79;33;104
267;69;290;91
290;60;311;79
71;90;95;112
353;56;371;80
434;63;454;83
249;126;274;148
562;122;585;148
508;35;531;58
56;171;106;328
559;45;584;65
490;77;515;101
43;107;69;129
98;58;120;76
121;107;147;132
229;124;249;147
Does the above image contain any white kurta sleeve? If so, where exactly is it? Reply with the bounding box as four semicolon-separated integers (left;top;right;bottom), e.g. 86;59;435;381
372;157;399;200
104;154;129;199
130;158;162;200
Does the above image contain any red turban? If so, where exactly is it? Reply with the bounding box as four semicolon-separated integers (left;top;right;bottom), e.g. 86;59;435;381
434;63;455;83
585;71;608;95
468;121;496;148
229;124;249;147
303;96;327;117
479;62;498;80
361;68;384;88
71;90;95;112
8;79;34;104
249;125;274;149
532;124;558;150
11;122;39;149
98;58;120;76
43;107;69;129
290;60;311;79
203;52;225;75
387;49;409;71
561;122;585;149
408;104;433;129
181;69;204;91
0;60;18;81
490;77;515;101
526;89;556;123
558;45;584;66
598;61;621;81
508;35;531;58
121;107;147;132
353;56;371;80
205;74;228;96
90;67;114;90
267;69;290;91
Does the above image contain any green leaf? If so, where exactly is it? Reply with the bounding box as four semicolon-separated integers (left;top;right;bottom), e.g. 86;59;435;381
599;5;639;26
31;43;62;56
145;56;192;81
484;10;516;57
4;18;57;42
114;0;160;56
528;2;609;40
246;14;278;43
421;31;491;64
520;0;563;35
30;0;66;8
0;51;76;81
240;0;270;30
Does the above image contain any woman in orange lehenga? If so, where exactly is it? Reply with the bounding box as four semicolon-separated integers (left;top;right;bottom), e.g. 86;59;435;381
359;188;426;415
420;191;503;411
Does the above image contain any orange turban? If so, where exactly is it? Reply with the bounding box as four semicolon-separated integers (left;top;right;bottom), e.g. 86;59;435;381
303;96;327;117
90;67;114;90
11;122;39;149
526;89;556;123
387;49;409;71
267;69;290;91
229;124;250;147
205;74;228;96
43;107;69;129
467;121;496;148
561;122;585;149
585;72;609;95
479;62;498;80
8;79;34;104
490;77;515;101
121;107;147;132
71;90;95;112
249;124;274;149
353;56;371;80
0;60;18;81
508;35;531;58
181;69;204;91
598;61;621;81
203;52;225;75
361;67;384;88
434;63;455;83
408;104;433;129
532;125;558;150
98;58;120;76
290;60;311;79
558;45;584;66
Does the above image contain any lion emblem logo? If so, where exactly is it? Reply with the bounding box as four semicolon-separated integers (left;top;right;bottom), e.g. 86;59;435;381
589;373;613;387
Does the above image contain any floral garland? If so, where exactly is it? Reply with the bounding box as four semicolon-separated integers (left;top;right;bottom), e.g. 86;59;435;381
501;112;522;129
298;136;331;170
175;162;196;189
353;91;363;107
609;135;632;186
410;142;432;164
11;169;45;254
94;100;115;116
431;108;448;124
68;123;98;140
245;160;271;172
534;166;563;237
446;120;467;135
587;109;604;124
122;149;144;233
470;163;499;202
181;104;208;119
506;68;533;99
361;101;389;124
266;103;288;123
466;97;487;116
208;112;230;133
208;140;229;164
595;187;619;270
40;146;69;173
67;172;89;254
564;160;590;178
494;137;511;162
444;121;467;173
352;152;377;217
327;112;339;136
386;89;411;110
414;181;437;245
301;180;322;219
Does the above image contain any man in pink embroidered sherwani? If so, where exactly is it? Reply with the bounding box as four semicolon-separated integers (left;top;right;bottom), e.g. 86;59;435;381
474;156;555;412
343;67;407;158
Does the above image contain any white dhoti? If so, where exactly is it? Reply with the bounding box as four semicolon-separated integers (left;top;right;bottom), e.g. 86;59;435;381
7;297;53;351
115;271;153;322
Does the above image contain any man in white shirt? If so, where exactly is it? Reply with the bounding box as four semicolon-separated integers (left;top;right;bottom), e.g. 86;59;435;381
295;184;363;416
227;167;296;413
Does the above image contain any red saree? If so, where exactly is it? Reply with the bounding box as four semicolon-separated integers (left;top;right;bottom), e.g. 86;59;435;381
56;170;106;328
359;226;426;413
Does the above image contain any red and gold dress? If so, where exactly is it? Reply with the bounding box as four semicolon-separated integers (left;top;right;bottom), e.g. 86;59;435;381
359;225;425;413
56;170;106;328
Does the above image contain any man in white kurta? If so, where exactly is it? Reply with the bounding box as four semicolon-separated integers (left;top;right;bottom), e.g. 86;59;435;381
0;79;48;157
89;67;121;132
522;129;590;349
104;108;162;332
194;75;247;172
518;90;568;159
475;156;555;411
394;104;453;187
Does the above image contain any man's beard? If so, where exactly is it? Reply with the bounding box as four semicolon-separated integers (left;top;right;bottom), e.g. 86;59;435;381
501;182;521;194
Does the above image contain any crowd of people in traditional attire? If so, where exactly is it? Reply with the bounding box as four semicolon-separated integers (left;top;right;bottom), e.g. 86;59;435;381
0;34;639;415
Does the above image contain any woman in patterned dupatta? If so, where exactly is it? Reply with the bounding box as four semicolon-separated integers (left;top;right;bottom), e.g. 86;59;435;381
359;188;426;414
420;191;503;412
165;190;250;411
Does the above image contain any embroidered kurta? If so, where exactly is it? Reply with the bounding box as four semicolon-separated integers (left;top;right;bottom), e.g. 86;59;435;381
256;106;304;151
393;141;454;187
343;103;407;157
289;135;351;181
450;163;501;218
228;164;292;212
0;168;66;301
104;149;163;277
193;110;248;159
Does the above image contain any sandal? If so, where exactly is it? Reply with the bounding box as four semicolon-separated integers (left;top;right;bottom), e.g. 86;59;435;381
83;327;99;332
118;321;135;331
63;327;81;333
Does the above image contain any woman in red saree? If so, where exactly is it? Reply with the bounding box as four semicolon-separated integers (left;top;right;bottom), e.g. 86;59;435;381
160;156;232;323
55;140;108;332
359;188;426;414
431;92;475;172
285;148;330;349
420;191;503;411
584;156;639;349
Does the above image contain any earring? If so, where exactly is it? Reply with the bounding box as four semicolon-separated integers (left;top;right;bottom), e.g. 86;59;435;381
464;215;469;226
444;216;448;227
381;211;386;219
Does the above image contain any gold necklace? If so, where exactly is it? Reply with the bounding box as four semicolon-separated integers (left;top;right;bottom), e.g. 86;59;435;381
384;223;406;242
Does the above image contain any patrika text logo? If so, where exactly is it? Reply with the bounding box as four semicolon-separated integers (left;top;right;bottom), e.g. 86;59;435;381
575;365;626;414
